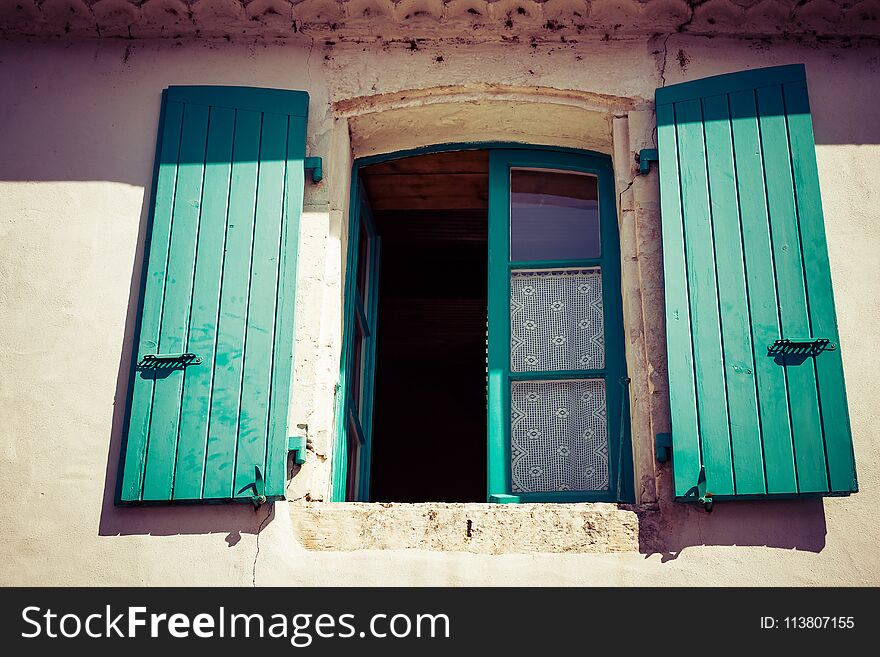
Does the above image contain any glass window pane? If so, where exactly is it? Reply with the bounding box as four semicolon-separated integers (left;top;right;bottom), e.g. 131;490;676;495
510;379;609;493
510;169;600;261
510;268;605;372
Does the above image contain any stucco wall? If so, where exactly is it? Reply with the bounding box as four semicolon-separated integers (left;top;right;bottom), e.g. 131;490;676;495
1;32;879;585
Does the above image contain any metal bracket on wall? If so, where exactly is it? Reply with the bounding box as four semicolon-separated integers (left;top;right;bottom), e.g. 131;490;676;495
288;435;307;465
655;432;672;463
636;148;659;175
304;157;323;184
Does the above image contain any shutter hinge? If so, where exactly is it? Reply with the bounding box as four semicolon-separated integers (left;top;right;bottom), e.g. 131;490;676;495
655;432;672;463
696;466;713;512
683;466;714;512
636;148;659;175
236;465;267;509
304;157;323;184
288;435;307;465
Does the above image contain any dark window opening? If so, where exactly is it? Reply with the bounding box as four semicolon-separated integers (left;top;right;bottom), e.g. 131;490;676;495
361;150;489;502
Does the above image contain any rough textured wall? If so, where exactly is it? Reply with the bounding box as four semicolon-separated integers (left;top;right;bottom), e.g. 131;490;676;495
2;0;880;39
0;32;879;585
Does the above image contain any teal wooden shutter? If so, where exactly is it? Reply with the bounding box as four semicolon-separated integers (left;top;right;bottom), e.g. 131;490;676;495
656;65;857;502
118;86;308;504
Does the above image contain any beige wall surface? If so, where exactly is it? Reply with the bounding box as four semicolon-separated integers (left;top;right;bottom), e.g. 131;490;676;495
0;33;879;585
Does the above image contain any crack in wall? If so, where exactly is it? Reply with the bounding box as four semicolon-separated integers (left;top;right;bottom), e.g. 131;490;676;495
656;1;707;91
618;176;636;218
252;504;272;587
679;0;708;35
658;33;672;88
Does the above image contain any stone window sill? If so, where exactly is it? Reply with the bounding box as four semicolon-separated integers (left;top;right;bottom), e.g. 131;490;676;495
290;502;642;553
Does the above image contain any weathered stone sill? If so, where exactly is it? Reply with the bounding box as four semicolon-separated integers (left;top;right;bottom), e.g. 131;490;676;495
290;502;641;553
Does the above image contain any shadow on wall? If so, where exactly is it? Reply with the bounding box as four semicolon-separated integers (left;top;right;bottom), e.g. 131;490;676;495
1;44;880;191
637;465;827;559
96;188;278;541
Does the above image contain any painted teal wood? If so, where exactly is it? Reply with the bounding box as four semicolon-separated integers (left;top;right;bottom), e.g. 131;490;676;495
332;183;381;501
357;203;381;501
354;296;370;336
729;89;797;494
120;97;184;502
510;369;606;381
166;87;308;117
656;103;702;500
487;149;630;503
172;106;235;500
118;87;309;504
233;111;288;499
675;99;735;497
657;65;857;500
487;151;511;500
702;94;765;495
142;103;209;501
202;109;261;500
265;114;307;498
782;81;857;494
755;85;828;494
331;176;362;502
655;65;806;106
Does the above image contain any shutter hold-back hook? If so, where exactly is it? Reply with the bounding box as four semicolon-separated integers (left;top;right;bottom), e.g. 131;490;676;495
684;466;714;512
236;465;267;510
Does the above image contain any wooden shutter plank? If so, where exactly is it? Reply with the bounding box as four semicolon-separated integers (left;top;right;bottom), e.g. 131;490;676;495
676;99;735;496
729;89;798;494
656;103;702;498
120;99;185;502
783;81;857;493
172;106;235;500
141;103;210;500
233;112;288;499
655;65;808;106
166;86;309;117
265;115;307;498
756;86;829;494
703;93;765;495
202;109;262;500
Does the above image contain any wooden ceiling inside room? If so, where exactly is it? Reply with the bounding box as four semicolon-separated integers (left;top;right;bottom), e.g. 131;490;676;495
360;150;489;213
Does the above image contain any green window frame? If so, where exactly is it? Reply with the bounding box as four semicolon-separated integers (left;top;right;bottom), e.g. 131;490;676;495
332;181;381;502
487;149;631;504
333;144;632;503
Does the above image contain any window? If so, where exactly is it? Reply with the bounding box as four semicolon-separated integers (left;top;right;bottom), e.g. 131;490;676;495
339;190;379;503
488;150;630;503
335;147;631;503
